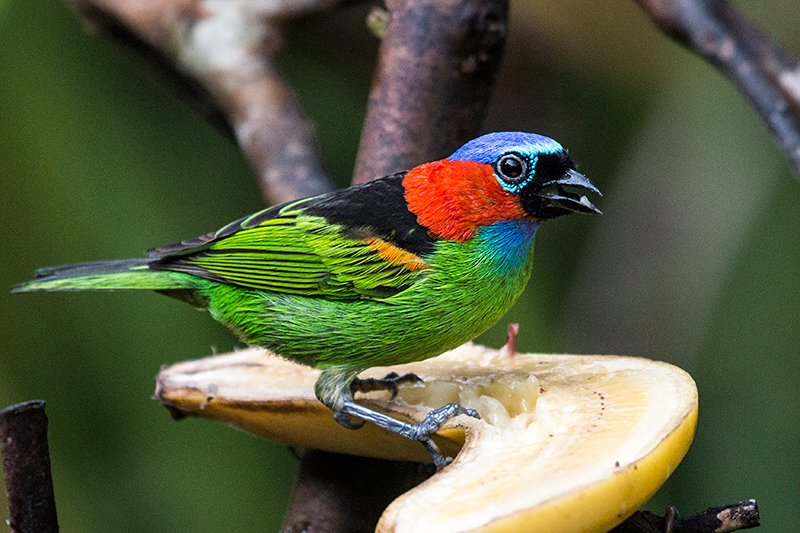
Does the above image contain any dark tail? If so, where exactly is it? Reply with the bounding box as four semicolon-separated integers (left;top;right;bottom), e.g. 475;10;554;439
12;259;199;293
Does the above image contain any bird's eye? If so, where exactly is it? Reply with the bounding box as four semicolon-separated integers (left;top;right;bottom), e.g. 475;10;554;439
495;153;528;186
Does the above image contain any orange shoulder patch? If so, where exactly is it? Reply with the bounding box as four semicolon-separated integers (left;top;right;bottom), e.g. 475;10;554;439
365;238;429;271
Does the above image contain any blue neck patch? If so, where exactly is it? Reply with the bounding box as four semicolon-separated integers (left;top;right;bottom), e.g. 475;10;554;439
449;132;564;164
475;219;540;274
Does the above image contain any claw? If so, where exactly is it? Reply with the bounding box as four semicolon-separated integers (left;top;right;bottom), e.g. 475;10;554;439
351;372;423;399
333;410;365;430
400;403;480;441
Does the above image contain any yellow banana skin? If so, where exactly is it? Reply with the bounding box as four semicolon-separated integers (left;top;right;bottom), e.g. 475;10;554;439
157;343;698;533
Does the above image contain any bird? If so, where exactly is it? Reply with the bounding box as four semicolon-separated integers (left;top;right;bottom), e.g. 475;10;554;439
13;131;601;467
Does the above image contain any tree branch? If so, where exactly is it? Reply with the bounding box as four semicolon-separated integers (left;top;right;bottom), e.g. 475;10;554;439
352;0;508;184
57;2;510;530
1;401;59;533
283;1;508;529
611;500;760;533
635;0;800;178
280;451;434;533
68;0;338;205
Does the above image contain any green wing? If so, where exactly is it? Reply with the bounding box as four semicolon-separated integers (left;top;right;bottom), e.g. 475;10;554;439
151;200;431;300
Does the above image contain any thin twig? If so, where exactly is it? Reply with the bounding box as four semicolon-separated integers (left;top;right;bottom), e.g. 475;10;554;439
635;0;800;178
1;400;60;533
611;500;760;533
67;0;338;205
352;0;508;184
500;322;520;357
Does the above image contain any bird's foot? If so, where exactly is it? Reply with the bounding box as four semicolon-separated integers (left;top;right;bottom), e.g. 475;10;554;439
400;403;481;469
336;399;480;470
350;371;423;399
398;403;480;442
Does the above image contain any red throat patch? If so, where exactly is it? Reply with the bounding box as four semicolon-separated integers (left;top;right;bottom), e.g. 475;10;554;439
403;159;527;242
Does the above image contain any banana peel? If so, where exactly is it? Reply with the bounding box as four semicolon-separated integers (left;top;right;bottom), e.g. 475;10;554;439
156;343;697;533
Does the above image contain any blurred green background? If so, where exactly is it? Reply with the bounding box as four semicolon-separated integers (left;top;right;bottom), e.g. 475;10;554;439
1;0;798;531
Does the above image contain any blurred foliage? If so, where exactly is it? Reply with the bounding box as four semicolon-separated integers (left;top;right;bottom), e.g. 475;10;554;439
1;0;799;531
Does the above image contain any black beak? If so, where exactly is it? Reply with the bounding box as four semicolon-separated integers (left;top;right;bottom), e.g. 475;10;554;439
537;168;602;215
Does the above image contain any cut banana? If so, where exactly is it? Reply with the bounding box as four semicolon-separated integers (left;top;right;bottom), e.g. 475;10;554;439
156;343;697;533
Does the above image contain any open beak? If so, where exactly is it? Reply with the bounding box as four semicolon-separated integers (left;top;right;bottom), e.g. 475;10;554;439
537;168;602;215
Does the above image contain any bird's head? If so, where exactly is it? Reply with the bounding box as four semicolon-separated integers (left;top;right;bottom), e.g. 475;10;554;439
404;132;601;242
